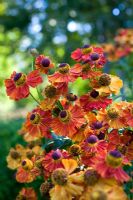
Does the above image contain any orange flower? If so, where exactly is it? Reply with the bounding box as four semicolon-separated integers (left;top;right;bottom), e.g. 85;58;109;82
16;187;37;200
48;63;80;84
97;106;126;129
95;74;123;95
50;159;84;200
35;54;54;74
5;70;42;100
51;105;85;137
24;107;52;138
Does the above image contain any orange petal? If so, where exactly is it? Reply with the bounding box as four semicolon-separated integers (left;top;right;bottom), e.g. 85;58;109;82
62;159;78;174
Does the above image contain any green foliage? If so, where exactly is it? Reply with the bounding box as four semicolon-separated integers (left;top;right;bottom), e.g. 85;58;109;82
0;119;24;200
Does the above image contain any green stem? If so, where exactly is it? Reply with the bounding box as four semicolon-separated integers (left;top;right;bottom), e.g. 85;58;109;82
30;92;40;104
36;87;42;100
32;58;35;71
56;100;63;110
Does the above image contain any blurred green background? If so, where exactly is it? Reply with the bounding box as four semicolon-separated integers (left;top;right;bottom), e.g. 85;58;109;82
0;0;133;199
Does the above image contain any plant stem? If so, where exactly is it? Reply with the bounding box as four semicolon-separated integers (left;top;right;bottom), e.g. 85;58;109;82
30;92;40;104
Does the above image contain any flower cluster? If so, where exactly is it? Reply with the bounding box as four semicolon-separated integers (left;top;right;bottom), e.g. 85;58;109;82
5;45;133;200
102;28;133;61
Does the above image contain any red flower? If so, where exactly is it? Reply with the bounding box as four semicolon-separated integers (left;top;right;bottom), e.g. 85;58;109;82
5;70;42;100
92;150;130;183
71;48;83;61
24;107;52;138
51;105;85;137
35;54;54;74
81;135;107;154
48;63;80;84
80;90;112;111
71;63;102;80
71;45;106;68
42;149;69;173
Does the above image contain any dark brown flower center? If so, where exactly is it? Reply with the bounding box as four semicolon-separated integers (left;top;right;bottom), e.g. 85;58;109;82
52;168;68;185
40;181;53;195
69;144;81;156
10;150;21;159
44;85;56;98
107;108;119;119
98;74;111;86
66;93;77;101
90;90;99;98
84;169;99;185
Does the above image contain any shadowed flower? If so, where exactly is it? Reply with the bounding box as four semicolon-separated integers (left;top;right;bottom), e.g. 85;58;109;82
5;70;42;100
16;187;37;200
79;178;128;200
16;159;36;183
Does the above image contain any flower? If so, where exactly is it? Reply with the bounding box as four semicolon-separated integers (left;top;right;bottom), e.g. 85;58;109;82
92;150;130;183
81;135;107;155
122;102;133;127
7;144;26;170
48;63;80;85
35;54;54;74
16;187;37;200
16;159;35;183
82;47;106;68
80;89;112;111
51;105;85;137
95;74;123;95
71;45;106;68
71;63;102;80
50;159;84;200
24;107;52;138
42;149;69;173
5;70;42;100
97;106;126;129
71;123;92;143
79;178;128;200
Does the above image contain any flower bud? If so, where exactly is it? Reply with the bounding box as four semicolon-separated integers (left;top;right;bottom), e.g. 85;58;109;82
29;48;39;57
